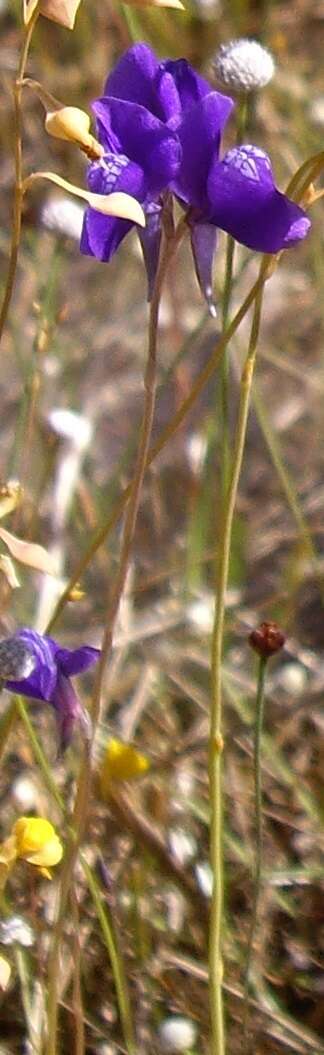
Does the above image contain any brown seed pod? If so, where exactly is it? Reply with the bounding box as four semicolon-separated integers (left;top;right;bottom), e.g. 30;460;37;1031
249;621;286;659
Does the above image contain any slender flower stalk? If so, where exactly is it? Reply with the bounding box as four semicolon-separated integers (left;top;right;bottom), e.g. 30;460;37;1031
242;652;267;1046
208;257;269;1055
243;622;286;1048
0;7;39;346
220;95;249;498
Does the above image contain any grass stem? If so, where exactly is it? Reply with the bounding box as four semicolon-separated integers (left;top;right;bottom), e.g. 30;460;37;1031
209;261;267;1055
243;654;267;1049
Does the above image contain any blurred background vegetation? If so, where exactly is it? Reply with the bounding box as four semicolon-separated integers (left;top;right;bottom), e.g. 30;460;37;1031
0;0;324;1052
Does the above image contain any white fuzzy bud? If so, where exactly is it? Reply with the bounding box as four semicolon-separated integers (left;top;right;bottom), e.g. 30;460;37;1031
213;38;275;94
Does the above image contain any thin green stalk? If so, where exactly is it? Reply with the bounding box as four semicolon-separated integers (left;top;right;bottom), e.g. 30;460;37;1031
243;655;267;1047
15;695;65;815
208;262;267;1055
0;7;39;345
220;235;236;497
82;857;135;1055
219;96;249;498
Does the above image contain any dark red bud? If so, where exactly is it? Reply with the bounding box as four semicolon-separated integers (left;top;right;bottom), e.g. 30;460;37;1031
249;621;285;659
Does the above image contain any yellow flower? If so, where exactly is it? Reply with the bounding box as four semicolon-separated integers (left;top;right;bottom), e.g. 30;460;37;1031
99;739;150;799
12;817;63;878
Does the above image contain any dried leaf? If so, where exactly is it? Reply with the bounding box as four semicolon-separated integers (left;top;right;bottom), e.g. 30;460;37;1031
0;556;21;589
39;0;81;28
0;528;59;576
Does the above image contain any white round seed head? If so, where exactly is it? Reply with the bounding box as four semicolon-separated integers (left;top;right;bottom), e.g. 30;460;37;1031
213;38;275;93
158;1017;198;1052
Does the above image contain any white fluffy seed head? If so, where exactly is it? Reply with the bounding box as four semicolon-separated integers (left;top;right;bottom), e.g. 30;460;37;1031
213;38;275;93
41;195;85;240
158;1017;198;1052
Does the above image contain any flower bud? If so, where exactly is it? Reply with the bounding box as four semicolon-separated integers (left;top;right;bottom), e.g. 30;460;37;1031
213;38;275;94
45;107;103;160
249;621;285;659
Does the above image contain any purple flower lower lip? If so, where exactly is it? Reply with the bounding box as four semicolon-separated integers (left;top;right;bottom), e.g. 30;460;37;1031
3;629;100;751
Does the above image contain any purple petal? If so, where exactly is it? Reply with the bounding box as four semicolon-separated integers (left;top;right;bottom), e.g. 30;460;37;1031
53;673;92;752
137;203;162;300
105;43;162;115
93;99;181;196
159;59;212;125
87;154;145;201
80;209;132;262
190;221;218;316
4;630;58;702
207;145;311;252
174;93;234;208
56;645;100;677
152;66;181;126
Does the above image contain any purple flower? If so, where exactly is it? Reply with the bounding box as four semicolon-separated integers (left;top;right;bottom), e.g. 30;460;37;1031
3;629;100;751
80;43;310;309
80;44;182;289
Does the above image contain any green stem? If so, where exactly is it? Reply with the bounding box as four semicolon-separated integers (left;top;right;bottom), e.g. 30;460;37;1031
243;655;267;1046
82;857;136;1055
15;695;65;815
0;8;39;345
209;262;266;1055
220;97;248;501
220;236;235;497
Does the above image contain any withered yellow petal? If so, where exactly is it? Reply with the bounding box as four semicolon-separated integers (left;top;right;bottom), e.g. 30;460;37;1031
24;172;146;227
38;0;81;28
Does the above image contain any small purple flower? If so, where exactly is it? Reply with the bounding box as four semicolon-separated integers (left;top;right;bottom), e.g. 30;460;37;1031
80;43;310;310
3;629;100;751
